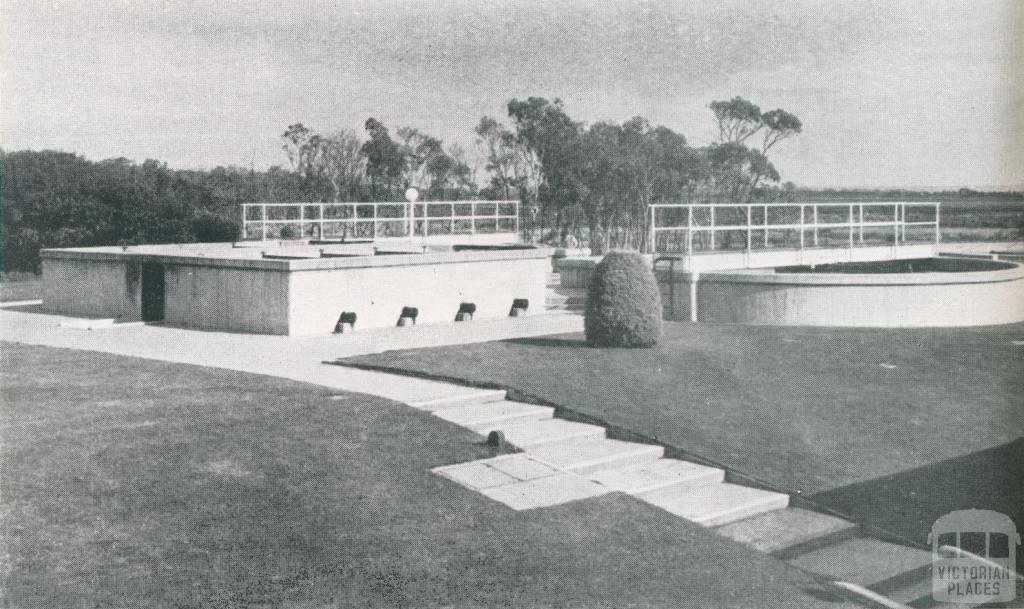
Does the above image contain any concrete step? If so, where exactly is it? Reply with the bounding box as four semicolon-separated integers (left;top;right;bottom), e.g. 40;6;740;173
482;418;606;449
528;438;664;475
884;574;941;607
435;400;555;429
786;537;933;591
408;389;507;412
714;507;858;558
587;458;724;494
639;482;789;527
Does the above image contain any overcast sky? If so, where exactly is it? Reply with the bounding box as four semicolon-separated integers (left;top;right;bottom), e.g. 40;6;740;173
2;0;1022;189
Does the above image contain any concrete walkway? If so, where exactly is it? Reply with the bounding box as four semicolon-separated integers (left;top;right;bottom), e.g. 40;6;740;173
0;302;576;404
1;305;460;395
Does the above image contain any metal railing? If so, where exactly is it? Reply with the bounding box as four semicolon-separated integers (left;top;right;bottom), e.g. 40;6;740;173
241;201;520;241
649;202;941;255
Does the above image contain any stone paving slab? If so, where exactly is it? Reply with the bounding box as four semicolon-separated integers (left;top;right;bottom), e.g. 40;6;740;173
434;461;520;491
588;458;724;494
483;454;561;481
479;473;612;511
786;537;933;588
641;482;790;527
527;437;664;474
485;418;606;449
714;507;857;555
434;400;553;427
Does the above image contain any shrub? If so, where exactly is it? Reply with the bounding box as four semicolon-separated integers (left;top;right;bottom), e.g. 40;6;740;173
585;251;662;348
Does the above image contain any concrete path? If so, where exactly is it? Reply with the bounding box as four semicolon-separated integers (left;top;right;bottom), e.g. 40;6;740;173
0;302;576;404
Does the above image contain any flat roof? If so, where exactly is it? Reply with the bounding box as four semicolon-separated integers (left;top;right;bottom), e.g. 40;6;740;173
40;242;554;272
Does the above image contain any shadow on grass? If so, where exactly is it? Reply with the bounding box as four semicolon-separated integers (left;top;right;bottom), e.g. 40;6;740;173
810;438;1024;563
504;336;589;349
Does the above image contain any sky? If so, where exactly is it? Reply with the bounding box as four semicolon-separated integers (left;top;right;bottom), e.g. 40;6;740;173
2;0;1022;189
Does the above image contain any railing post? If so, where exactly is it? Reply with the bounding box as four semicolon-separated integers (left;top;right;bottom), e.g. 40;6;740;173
471;201;476;235
746;204;752;255
710;206;716;251
320;203;325;240
935;203;941;245
686;205;693;256
894;204;899;246
859;204;864;244
649;206;657;254
450;203;455;235
763;204;769;247
299;204;305;239
261;204;268;241
799;204;805;249
813;204;819;247
848;204;854;250
373;203;378;240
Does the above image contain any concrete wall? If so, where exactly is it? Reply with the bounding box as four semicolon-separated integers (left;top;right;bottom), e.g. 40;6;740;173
288;254;550;335
164;265;290;334
659;265;1024;327
42;256;141;320
42;246;552;336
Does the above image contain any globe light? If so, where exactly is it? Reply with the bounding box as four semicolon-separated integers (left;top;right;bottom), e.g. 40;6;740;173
405;187;419;202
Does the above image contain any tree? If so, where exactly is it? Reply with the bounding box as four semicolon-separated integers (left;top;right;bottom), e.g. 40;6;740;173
506;97;587;240
361;118;405;200
315;130;366;202
759;109;802;154
709;97;763;145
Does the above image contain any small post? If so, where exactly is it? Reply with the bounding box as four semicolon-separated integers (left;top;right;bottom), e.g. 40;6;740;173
848;204;854;250
299;204;305;239
320;203;325;240
799;205;805;249
649;206;657;255
763;204;769;247
450;202;455;234
746;204;752;255
686;205;693;257
894;204;899;246
709;206;716;251
859;204;864;244
261;204;268;241
935;203;941;245
812;204;819;247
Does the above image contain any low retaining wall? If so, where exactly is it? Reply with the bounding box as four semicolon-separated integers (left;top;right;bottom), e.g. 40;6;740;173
42;246;552;335
659;263;1024;327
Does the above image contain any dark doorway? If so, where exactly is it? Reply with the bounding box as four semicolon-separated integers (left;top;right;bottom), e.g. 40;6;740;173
141;263;165;322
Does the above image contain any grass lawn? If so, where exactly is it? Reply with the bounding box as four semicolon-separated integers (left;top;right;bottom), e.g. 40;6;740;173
0;278;42;302
345;323;1024;496
0;342;857;609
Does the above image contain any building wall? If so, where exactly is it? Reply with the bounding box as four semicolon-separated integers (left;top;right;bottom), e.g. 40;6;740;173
42;257;141;320
163;265;290;334
288;256;550;335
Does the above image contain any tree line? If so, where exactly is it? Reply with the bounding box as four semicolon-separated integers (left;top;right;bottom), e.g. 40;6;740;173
6;94;1023;275
2;96;806;272
277;97;804;253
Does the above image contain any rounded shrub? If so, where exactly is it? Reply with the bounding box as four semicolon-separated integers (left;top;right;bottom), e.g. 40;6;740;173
584;251;662;348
